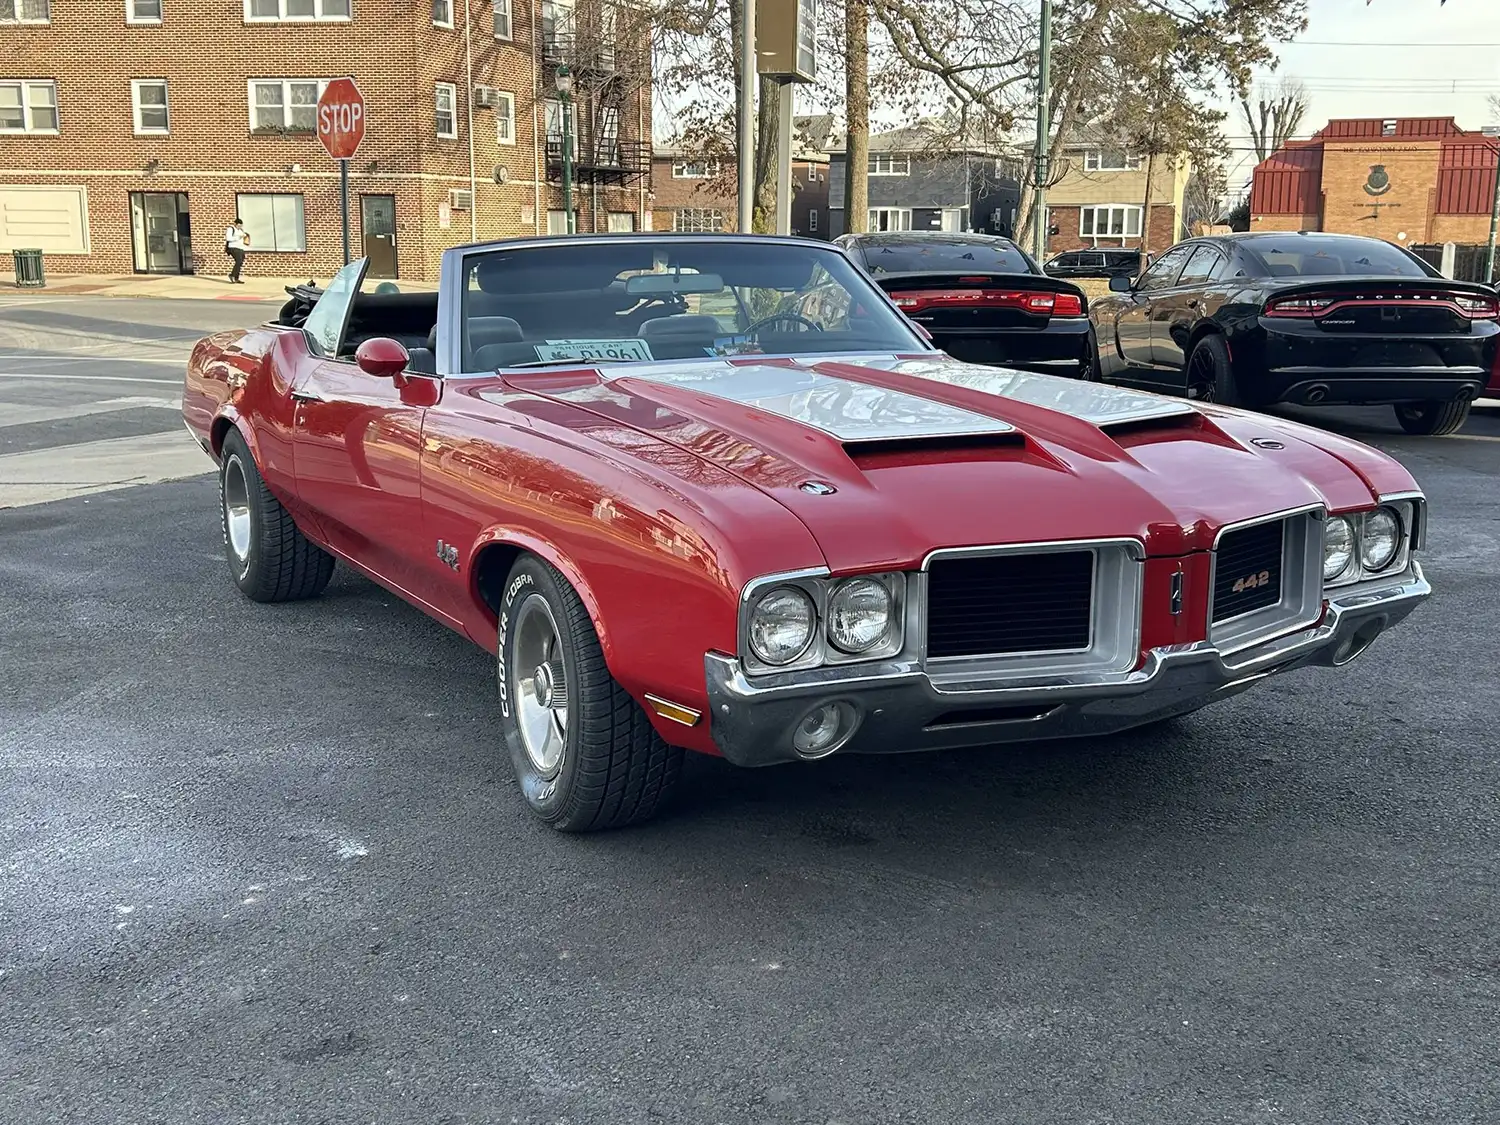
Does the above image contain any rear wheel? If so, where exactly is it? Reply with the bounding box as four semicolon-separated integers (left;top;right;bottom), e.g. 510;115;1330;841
1394;399;1471;436
497;554;683;832
1185;334;1240;407
219;429;334;602
1081;327;1102;381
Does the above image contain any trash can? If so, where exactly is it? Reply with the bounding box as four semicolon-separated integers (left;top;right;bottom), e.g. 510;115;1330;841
12;248;45;289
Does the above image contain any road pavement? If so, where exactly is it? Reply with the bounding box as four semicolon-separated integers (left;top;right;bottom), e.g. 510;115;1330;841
2;296;1499;1124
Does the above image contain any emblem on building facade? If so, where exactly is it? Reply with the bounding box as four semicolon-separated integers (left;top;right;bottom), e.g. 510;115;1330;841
1363;165;1392;197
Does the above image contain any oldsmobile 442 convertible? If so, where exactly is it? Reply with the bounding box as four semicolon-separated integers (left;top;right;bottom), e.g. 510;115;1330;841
183;235;1432;831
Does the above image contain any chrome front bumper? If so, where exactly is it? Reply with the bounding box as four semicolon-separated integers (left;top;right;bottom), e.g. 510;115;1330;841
703;564;1431;767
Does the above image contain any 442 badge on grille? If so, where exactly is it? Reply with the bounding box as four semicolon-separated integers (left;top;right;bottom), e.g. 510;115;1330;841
1232;569;1272;594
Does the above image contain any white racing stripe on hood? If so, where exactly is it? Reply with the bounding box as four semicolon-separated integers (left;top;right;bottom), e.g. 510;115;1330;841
622;360;1016;442
860;356;1201;427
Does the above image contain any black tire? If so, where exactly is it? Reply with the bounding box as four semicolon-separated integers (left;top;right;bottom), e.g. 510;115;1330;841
218;428;335;603
1081;327;1102;381
497;554;683;832
1394;399;1471;436
1185;333;1240;406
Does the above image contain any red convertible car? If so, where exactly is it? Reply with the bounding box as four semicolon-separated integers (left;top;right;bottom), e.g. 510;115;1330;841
183;235;1432;831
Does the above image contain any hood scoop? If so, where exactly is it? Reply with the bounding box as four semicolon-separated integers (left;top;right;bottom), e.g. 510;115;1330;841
842;430;1025;470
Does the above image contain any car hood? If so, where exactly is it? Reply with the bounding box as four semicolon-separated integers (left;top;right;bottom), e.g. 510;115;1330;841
484;352;1417;572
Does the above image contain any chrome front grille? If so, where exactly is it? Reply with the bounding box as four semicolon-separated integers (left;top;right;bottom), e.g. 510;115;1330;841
1212;519;1286;622
926;550;1094;659
1207;509;1325;655
921;540;1144;688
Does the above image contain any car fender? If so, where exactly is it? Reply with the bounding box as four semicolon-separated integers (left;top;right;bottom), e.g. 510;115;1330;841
469;524;611;659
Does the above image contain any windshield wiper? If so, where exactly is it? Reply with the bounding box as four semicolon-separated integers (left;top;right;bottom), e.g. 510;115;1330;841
503;357;636;370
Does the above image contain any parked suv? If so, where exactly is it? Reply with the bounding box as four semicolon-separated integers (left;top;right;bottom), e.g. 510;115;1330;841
1045;248;1141;279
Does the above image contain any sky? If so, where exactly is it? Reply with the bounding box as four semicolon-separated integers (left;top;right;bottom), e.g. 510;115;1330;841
1221;0;1500;189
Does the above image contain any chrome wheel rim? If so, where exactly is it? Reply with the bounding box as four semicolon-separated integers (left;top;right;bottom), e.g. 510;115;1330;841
222;455;252;565
1186;348;1217;401
510;593;569;777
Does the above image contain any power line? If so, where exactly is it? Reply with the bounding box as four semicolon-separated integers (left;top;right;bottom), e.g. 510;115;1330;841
1288;40;1500;47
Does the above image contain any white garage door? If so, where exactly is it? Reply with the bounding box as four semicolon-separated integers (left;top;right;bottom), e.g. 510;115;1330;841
0;186;90;254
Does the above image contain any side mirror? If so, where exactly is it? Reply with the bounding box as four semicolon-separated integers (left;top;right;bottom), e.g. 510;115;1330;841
355;337;410;378
1108;274;1135;293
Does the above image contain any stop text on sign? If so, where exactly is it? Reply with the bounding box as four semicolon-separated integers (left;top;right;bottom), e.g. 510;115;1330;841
319;102;363;135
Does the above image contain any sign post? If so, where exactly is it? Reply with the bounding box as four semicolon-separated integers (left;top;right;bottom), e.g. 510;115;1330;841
754;0;818;236
316;77;367;266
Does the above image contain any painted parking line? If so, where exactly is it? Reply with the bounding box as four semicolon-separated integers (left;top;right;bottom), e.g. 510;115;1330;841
0;429;212;507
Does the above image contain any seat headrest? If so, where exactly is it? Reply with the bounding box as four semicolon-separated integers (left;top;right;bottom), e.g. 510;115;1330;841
427;324;438;351
469;315;524;345
638;314;724;339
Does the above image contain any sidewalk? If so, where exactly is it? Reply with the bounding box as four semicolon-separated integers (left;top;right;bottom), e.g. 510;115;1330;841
0;271;435;302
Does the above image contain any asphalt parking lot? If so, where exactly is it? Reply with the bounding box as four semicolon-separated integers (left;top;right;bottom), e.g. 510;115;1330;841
3;296;1500;1124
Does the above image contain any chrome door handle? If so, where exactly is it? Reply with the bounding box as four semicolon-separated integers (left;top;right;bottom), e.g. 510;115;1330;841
290;389;324;403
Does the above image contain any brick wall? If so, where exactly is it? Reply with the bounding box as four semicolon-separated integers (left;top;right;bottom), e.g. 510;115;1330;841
649;158;830;235
0;0;651;280
1249;213;1322;233
1044;203;1180;256
1319;141;1441;244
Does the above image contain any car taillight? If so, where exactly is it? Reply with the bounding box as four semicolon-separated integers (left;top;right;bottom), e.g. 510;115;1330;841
890;289;1083;316
1454;293;1499;320
1264;296;1335;318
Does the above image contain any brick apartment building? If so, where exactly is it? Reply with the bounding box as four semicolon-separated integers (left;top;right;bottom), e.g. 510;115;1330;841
1250;117;1499;247
649;115;834;237
1040;135;1190;257
0;0;652;282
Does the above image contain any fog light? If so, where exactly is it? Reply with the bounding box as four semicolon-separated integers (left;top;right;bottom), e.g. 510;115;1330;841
791;701;858;759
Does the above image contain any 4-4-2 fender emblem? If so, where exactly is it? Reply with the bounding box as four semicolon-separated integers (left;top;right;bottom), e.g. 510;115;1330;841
436;540;461;571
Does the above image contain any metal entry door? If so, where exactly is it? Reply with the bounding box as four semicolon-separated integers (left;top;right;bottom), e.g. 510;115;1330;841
360;195;398;279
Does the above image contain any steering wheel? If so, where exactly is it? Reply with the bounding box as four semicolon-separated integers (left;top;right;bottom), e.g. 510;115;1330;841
745;313;824;336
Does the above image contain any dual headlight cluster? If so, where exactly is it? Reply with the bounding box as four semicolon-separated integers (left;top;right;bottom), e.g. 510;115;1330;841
743;572;906;673
1323;504;1411;588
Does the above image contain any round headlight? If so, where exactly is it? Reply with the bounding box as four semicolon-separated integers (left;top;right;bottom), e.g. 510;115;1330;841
747;586;816;666
827;577;893;654
1360;508;1401;571
1324;516;1355;581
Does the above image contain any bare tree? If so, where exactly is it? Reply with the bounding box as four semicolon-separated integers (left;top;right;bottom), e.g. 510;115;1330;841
845;0;870;234
1239;77;1309;164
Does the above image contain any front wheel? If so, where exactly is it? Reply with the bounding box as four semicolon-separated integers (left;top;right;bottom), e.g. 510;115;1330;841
219;429;335;602
1185;334;1240;406
497;554;684;832
1394;399;1471;436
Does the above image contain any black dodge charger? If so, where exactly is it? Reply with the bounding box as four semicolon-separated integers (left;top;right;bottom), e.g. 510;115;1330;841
1086;231;1498;436
835;231;1092;378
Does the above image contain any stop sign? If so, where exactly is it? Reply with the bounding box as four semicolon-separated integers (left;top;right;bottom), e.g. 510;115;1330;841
316;77;365;161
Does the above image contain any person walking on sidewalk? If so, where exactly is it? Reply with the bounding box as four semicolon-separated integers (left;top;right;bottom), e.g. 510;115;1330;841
224;218;250;284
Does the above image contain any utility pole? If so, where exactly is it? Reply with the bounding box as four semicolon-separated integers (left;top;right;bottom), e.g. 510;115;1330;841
1486;130;1500;283
737;0;756;233
1031;0;1052;262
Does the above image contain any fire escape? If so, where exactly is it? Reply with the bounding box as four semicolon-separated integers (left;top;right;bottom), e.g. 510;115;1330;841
539;0;650;188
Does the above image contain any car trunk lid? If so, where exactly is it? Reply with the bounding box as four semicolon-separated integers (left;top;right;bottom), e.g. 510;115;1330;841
1262;278;1499;335
870;272;1088;331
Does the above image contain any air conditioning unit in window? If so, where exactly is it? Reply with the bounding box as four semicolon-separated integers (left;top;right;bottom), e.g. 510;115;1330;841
474;86;500;109
450;189;473;210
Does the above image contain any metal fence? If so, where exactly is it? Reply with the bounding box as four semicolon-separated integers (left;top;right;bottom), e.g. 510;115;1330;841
1408;243;1498;284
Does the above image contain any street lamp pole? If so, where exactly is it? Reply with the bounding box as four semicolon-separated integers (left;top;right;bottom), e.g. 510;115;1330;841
556;64;575;234
1031;0;1052;262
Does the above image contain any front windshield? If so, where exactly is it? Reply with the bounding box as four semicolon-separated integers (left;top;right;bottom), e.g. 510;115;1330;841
1241;236;1433;279
458;239;922;371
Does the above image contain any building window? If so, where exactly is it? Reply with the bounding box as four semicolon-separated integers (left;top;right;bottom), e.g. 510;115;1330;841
248;79;325;134
547;209;580;234
1079;204;1142;238
541;0;572;52
435;83;457;138
594;105;619;164
607;211;635;232
244;0;350;20
492;0;511;39
127;0;163;22
236;193;306;252
671;160;718;178
807;209;817;232
672;208;723;233
867;154;910;176
0;0;50;24
0;80;58;134
868;208;911;231
431;0;451;26
131;79;169;134
543;97;576;143
1082;148;1142;172
494;90;515;144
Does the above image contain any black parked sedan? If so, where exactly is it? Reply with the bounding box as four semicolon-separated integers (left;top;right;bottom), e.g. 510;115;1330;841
1045;247;1142;279
1086;231;1498;435
835;231;1092;376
